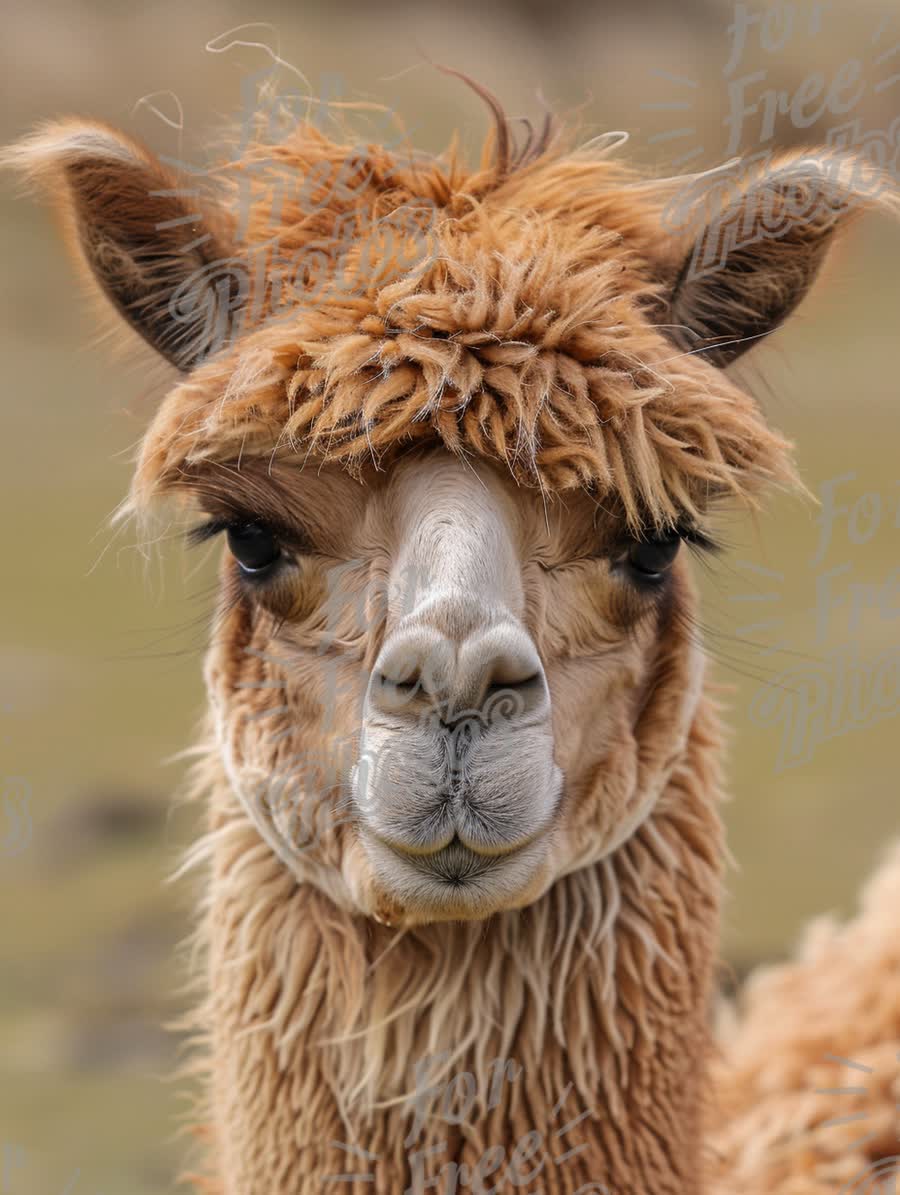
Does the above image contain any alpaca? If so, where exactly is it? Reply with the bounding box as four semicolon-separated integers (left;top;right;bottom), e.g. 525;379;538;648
9;90;897;1195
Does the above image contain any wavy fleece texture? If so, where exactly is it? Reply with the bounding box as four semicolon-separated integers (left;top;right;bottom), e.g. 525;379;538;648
13;101;898;1195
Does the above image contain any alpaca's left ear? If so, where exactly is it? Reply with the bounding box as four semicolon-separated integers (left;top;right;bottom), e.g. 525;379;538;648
657;154;894;368
5;120;240;371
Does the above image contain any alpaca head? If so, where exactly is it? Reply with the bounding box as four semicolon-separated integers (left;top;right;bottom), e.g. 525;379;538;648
14;107;883;927
177;445;709;928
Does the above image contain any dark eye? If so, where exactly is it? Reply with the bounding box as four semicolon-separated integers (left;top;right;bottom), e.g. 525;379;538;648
226;521;282;575
624;532;681;583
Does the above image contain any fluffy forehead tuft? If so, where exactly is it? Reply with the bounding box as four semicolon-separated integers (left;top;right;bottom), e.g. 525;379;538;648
130;120;797;531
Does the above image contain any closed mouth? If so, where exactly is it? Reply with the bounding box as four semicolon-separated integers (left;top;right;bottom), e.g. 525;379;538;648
362;826;555;923
387;835;504;886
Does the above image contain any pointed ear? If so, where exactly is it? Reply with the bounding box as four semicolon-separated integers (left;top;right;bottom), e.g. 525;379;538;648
656;154;894;368
6;120;243;371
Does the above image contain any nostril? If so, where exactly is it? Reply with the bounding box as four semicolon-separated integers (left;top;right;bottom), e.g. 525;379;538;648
368;670;425;721
479;667;547;727
485;645;545;693
373;670;420;699
373;652;422;691
371;631;455;712
486;673;542;695
377;671;417;690
481;644;548;718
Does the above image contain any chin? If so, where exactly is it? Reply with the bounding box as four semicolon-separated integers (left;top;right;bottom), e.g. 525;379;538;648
353;833;556;926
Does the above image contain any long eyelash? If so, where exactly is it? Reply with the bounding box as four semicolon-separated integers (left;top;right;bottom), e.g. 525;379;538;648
623;523;721;559
678;524;721;555
186;512;298;549
186;517;232;548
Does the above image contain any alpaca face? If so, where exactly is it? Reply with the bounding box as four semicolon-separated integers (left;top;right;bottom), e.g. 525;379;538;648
199;445;704;924
17;113;883;923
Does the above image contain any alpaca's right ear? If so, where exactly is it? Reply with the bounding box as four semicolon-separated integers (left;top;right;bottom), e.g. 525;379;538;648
5;121;240;371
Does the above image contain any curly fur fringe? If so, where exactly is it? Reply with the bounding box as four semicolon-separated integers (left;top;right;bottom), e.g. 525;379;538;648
125;120;805;533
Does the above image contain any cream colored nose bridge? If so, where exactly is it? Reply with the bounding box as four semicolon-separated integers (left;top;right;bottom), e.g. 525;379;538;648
392;587;513;645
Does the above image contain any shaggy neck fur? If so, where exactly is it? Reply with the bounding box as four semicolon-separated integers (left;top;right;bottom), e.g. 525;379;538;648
187;692;723;1195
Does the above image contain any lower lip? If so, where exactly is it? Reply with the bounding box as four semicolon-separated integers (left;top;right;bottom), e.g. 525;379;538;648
389;839;502;884
362;832;554;924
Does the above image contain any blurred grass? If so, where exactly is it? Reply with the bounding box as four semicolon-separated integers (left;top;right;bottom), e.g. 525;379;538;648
0;0;898;1189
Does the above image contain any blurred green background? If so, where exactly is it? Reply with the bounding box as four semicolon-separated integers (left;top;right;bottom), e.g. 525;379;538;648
0;0;897;1189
